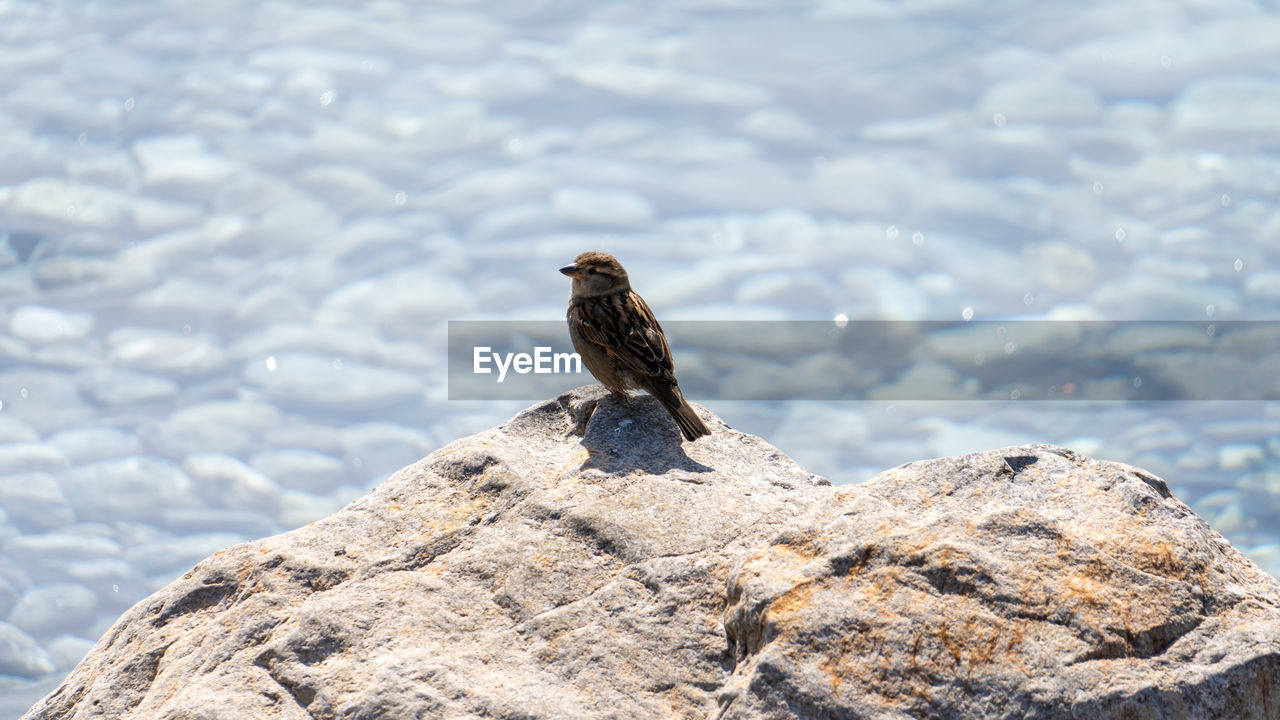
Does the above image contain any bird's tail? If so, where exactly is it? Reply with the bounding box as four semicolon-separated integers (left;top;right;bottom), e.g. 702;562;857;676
649;383;711;441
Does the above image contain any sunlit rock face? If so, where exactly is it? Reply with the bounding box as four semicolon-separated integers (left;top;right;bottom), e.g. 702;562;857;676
23;388;1280;720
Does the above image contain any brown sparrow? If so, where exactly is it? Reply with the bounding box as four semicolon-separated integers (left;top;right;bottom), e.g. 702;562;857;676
560;251;711;442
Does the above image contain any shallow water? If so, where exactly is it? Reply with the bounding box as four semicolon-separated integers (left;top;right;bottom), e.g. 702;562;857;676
1;0;1279;712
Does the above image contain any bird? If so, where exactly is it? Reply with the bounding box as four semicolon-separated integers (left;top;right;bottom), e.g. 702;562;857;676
560;251;711;442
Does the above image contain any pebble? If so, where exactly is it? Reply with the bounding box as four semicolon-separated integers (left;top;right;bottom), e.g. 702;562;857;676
0;178;133;233
338;423;435;478
57;457;198;524
551;187;655;227
836;267;929;320
467;204;557;244
244;353;424;411
131;135;242;187
0;417;39;444
1023;242;1099;298
1171;77;1280;140
142;404;273;458
918;419;1033;461
737;107;820;145
63;559;150;606
107;327;227;375
2;533;122;564
8;584;98;635
1203;419;1280;440
1244;272;1280;302
277;490;346;529
30;344;103;370
233;285;312;327
74;367;179;406
423;167;553;218
47;427;145;464
182;454;283;513
0;370;92;434
132;278;242;320
250;449;348;493
160;508;280;538
0;622;56;678
46;635;96;672
123;533;248;576
246;46;393;77
115;216;247;274
736;271;845;315
1247;544;1280;581
979;78;1102;124
8;305;94;344
0;475;75;533
0;577;19;621
1219;443;1265;470
315;267;475;326
295;165;397;216
0;443;70;474
425;60;550;100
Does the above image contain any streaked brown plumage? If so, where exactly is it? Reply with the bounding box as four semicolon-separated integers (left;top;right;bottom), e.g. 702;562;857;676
560;251;711;442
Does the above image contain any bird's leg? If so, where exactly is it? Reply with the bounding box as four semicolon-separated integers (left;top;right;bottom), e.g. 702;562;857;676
611;390;631;406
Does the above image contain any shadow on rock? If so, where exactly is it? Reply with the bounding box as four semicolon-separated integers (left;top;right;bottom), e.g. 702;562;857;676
578;392;714;476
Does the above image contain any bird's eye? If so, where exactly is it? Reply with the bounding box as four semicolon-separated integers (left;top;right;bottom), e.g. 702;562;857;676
587;268;597;274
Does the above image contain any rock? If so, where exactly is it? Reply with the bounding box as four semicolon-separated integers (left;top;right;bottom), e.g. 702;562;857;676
21;388;1280;720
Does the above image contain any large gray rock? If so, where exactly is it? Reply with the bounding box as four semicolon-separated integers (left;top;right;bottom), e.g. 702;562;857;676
22;387;1280;719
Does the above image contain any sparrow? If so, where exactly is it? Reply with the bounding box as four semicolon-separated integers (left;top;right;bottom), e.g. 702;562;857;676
560;251;711;442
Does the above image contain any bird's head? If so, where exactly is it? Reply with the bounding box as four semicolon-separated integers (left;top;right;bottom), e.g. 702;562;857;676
560;251;630;297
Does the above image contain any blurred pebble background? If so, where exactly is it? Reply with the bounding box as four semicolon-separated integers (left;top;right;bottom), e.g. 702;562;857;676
1;0;1279;714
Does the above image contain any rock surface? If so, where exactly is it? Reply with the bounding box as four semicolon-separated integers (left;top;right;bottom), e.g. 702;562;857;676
22;387;1280;720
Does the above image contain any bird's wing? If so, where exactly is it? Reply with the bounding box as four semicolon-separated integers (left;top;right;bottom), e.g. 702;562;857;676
570;291;676;383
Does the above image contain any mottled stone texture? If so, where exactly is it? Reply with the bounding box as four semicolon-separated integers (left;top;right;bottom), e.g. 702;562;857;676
23;387;1280;720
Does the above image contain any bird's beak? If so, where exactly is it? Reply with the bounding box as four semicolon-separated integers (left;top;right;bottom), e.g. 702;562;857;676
558;263;579;277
